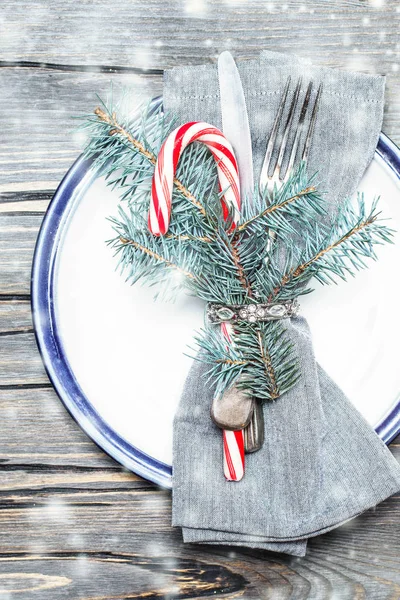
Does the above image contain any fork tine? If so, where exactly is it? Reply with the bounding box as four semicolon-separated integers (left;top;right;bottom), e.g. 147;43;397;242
283;81;313;180
273;77;302;182
302;83;323;162
259;77;291;189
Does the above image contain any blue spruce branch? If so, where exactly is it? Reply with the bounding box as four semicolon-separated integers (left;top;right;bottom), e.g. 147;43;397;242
81;98;394;402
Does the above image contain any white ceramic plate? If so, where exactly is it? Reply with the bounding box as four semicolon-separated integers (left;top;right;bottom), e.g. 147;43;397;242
31;132;400;488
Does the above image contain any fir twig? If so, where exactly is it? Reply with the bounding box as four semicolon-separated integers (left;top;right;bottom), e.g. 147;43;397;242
293;214;377;277
237;186;316;232
194;321;299;401
217;359;248;365
229;238;254;298
118;236;197;280
268;196;393;301
80;96;394;403
257;331;279;399
93;107;207;216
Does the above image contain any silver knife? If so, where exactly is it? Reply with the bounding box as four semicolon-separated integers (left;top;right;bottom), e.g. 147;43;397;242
217;51;254;201
216;51;264;453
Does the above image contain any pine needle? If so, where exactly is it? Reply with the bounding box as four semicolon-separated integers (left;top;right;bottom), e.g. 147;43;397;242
79;96;394;402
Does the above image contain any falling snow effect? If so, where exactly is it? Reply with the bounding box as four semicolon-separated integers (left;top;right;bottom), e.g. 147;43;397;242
1;0;400;597
185;0;207;15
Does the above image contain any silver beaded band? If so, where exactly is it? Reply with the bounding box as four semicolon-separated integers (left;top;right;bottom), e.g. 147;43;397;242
207;299;300;324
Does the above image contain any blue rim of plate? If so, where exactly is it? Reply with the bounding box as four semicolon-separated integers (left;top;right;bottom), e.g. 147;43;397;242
31;130;400;490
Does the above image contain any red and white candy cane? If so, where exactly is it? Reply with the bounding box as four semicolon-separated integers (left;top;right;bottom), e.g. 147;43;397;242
149;121;244;481
149;122;240;236
220;322;245;482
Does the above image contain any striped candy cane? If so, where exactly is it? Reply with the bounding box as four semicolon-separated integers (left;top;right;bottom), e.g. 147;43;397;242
220;321;245;481
149;122;240;236
150;122;244;481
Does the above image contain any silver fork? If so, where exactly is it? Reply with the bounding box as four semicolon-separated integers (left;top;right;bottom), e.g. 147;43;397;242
244;78;322;455
259;77;323;192
260;79;322;263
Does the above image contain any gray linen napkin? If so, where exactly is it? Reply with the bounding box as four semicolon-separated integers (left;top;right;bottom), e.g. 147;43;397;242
165;52;400;556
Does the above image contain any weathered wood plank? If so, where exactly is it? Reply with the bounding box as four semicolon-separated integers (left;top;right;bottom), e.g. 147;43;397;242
0;214;42;296
1;383;399;470
1;0;399;72
0;191;53;215
0;475;399;599
0;387;124;469
0;69;162;192
0;331;48;385
0;299;32;333
0;551;251;600
0;0;400;194
1;382;400;593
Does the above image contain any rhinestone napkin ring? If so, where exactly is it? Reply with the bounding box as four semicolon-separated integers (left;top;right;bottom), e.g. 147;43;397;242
207;299;300;324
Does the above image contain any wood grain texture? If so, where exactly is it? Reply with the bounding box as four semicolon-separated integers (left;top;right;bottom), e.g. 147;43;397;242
0;0;400;195
1;383;400;597
1;0;400;597
0;214;42;296
1;0;399;72
0;69;162;192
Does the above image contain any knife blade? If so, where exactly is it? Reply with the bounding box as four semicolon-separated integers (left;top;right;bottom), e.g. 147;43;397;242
217;51;254;200
216;52;263;462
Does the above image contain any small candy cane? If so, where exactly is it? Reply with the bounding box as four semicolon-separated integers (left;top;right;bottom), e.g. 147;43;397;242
149;122;240;236
150;121;244;480
220;322;245;482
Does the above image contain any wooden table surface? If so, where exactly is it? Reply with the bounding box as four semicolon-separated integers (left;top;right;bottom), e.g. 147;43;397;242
1;1;400;598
